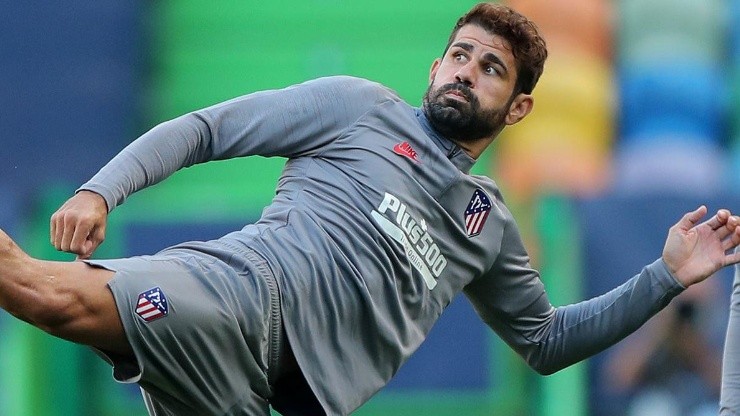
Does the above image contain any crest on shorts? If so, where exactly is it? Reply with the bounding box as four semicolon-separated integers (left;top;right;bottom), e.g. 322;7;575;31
464;188;492;237
135;287;169;323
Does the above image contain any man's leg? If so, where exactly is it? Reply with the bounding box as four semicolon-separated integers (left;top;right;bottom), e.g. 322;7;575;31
0;228;131;355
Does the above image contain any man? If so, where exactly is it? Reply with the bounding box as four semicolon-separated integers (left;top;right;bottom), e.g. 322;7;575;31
722;261;740;414
1;3;739;415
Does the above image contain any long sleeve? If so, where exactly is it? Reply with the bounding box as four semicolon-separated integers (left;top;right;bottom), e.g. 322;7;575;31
721;262;740;415
78;76;398;211
465;215;685;375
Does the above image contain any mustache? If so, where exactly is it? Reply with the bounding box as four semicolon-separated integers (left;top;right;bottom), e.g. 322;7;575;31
436;83;475;102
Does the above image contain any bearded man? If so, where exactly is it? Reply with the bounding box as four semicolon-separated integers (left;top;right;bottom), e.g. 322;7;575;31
1;3;739;415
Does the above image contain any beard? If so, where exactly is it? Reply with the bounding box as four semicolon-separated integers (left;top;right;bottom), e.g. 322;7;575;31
422;82;509;143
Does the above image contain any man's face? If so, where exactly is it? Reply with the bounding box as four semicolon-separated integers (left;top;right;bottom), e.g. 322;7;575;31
423;24;521;142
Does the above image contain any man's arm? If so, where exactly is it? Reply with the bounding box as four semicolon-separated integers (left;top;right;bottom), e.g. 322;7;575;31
721;259;740;414
49;76;397;258
465;206;740;375
80;76;396;213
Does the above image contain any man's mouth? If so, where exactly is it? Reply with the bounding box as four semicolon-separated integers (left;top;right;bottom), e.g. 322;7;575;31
437;83;475;104
444;90;469;102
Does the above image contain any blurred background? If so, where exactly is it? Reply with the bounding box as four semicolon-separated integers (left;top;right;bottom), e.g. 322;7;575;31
1;0;739;415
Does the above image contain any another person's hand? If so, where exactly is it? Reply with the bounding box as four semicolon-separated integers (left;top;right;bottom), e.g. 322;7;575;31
663;206;740;287
50;190;108;259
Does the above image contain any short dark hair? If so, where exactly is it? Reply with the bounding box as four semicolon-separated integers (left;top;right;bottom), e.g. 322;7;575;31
445;3;547;95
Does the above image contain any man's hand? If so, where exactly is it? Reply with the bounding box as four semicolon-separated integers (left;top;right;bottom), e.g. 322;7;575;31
50;190;109;259
663;206;740;287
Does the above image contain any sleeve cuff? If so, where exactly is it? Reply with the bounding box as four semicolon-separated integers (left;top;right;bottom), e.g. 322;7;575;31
76;185;116;213
650;257;687;292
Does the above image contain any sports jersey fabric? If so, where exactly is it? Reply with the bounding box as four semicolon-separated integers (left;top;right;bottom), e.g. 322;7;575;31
80;76;685;415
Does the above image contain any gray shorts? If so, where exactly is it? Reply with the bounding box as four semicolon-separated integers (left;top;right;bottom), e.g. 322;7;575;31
87;247;283;416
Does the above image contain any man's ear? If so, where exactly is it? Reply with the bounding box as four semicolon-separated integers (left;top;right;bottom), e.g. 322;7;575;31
429;58;442;85
505;94;534;126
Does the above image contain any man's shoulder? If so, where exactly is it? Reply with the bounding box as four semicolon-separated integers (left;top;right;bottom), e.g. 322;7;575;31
307;75;388;89
467;175;510;212
301;75;402;102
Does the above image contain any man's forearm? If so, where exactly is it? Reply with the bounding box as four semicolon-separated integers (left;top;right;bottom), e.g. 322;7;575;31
79;113;213;211
528;259;684;374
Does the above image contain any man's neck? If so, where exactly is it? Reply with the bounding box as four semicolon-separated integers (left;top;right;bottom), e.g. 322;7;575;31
451;136;493;160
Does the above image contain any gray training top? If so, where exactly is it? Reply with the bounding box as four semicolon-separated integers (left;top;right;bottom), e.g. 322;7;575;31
81;76;685;415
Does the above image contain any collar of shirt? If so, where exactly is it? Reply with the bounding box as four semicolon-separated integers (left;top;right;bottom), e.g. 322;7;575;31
414;108;476;174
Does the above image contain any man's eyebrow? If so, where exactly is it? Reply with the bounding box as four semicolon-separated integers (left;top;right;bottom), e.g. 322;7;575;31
450;42;509;74
482;52;508;74
451;41;474;53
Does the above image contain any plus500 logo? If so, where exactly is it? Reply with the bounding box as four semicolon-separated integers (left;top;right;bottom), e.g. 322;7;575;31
371;192;447;290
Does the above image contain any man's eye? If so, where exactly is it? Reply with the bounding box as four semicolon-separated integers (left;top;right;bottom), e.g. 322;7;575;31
484;66;498;75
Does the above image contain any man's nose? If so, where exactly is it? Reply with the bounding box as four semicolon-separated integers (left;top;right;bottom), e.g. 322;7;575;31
455;63;475;87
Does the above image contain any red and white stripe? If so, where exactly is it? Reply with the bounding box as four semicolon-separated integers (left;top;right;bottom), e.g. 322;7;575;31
466;210;490;236
136;297;164;321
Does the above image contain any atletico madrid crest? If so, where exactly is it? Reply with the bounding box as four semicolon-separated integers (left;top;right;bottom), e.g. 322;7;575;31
464;189;492;237
135;287;169;323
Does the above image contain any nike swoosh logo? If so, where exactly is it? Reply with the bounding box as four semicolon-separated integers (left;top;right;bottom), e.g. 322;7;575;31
393;142;419;162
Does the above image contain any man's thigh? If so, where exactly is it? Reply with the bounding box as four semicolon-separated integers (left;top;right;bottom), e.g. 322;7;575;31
33;259;131;354
88;253;276;415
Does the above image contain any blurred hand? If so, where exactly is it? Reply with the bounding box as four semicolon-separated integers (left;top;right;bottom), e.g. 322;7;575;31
663;206;740;287
50;190;108;259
